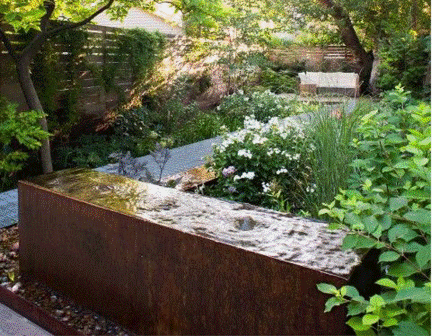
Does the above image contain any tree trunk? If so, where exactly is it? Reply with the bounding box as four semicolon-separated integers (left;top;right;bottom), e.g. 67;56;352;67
16;56;53;173
317;0;375;93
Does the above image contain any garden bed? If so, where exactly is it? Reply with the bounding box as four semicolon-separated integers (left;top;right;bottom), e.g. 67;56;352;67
0;224;136;335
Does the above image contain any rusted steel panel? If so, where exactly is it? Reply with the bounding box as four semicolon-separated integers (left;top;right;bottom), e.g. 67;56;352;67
19;176;350;335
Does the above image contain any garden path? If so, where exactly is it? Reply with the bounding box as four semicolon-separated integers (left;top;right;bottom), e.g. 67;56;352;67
0;302;53;336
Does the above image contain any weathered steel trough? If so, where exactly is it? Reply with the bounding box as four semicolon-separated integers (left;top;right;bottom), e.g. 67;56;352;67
19;168;361;335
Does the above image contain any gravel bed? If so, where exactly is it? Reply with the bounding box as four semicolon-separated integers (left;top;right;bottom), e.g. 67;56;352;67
0;224;137;335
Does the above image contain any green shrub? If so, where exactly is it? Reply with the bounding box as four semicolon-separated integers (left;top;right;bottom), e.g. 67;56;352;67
206;115;312;211
378;33;430;99
259;68;298;94
53;134;123;169
172;111;224;146
0;97;49;190
216;90;294;130
318;87;431;336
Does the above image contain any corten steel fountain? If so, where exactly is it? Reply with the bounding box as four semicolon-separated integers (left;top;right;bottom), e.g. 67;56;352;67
19;169;361;335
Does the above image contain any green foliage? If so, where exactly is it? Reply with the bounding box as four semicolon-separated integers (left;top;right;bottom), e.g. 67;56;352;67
171;111;224;147
378;33;430;99
0;97;49;190
206;115;312;210
216;90;294;130
53;134;123;169
30;27;89;131
259;68;298;94
303;105;364;216
116;28;166;84
318;87;431;335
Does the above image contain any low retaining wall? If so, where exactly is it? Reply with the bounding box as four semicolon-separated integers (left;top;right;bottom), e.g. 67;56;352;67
19;169;360;335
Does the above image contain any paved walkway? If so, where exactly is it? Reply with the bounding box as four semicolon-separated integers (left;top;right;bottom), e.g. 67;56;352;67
0;303;52;336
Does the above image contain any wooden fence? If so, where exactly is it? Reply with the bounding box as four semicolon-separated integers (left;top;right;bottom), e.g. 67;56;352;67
269;45;359;72
0;24;134;116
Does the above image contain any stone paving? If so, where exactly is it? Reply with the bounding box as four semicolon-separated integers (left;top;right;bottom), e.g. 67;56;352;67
0;303;53;336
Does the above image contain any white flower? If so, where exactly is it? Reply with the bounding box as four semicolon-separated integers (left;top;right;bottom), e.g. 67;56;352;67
242;171;255;179
233;171;255;181
238;149;253;159
276;168;288;175
306;184;316;193
252;135;267;145
262;182;271;193
238;89;244;95
244;97;250;102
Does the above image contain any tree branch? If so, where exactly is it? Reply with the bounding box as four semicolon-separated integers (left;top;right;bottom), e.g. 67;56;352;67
46;0;115;37
40;0;56;32
316;0;369;60
0;27;18;63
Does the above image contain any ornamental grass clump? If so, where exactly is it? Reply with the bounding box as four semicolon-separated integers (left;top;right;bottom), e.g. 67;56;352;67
206;115;313;211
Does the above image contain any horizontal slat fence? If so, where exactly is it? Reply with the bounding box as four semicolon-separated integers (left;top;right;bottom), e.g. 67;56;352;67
0;24;134;116
270;45;359;72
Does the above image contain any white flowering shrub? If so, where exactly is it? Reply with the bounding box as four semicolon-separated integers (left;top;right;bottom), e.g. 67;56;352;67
216;90;295;130
206;115;313;210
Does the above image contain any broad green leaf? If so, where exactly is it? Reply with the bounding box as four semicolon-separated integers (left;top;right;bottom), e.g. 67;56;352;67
379;215;392;231
382;318;398;327
389;197;408;211
345;213;364;230
402;189;430;200
342;234;358;250
317;283;338;295
378;251;401;263
369;295;385;308
393;321;429;336
376;278;397;289
394;287;431;304
347;301;368;316
346;317;371;331
364;216;379;234
324;297;343;313
387;262;419;277
404;209;431;227
355;235;377;249
362;314;379;325
345;286;362;299
416;244;431;268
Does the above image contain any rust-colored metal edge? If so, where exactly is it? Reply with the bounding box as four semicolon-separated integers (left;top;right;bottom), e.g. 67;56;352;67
18;179;352;283
0;283;83;335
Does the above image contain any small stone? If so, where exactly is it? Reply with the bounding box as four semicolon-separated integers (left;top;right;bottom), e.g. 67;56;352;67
11;242;19;251
0;253;6;262
61;316;70;322
50;295;57;302
11;282;21;293
55;309;64;317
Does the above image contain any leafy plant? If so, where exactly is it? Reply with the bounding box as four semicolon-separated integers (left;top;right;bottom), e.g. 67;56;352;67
378;33;430;99
0;97;49;190
259;68;298;94
216;89;295;130
318;87;431;335
303;104;364;215
206;115;312;210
